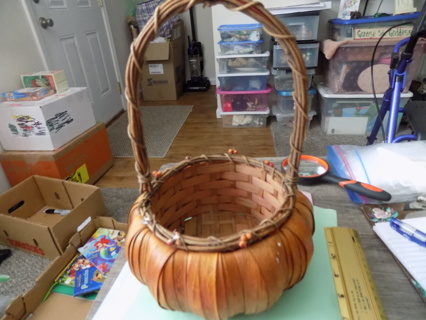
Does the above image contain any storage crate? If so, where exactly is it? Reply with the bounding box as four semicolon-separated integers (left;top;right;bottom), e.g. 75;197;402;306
220;108;270;128
218;40;264;55
272;106;316;134
276;87;316;114
275;12;320;41
217;71;270;91
218;23;263;42
216;51;270;74
217;85;272;112
317;83;413;135
329;12;419;41
273;41;319;68
272;68;315;91
324;38;425;94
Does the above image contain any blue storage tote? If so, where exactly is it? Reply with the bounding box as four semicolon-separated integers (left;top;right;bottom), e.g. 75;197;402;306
218;23;263;42
218;40;264;55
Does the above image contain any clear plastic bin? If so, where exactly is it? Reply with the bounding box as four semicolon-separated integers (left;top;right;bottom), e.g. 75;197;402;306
276;12;320;41
272;68;315;91
276;87;316;114
324;38;425;94
273;41;319;68
217;71;270;91
216;51;270;74
220;108;270;128
217;85;272;112
272;106;316;134
218;40;264;55
317;83;413;135
218;23;263;42
328;12;419;41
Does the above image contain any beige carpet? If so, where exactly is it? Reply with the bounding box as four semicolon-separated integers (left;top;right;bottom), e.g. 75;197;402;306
107;105;193;158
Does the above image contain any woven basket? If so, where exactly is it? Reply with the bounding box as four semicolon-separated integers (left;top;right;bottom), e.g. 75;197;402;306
125;1;314;319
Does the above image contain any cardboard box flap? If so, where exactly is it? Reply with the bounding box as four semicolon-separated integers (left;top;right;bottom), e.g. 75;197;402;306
144;42;170;61
34;176;73;210
2;296;26;320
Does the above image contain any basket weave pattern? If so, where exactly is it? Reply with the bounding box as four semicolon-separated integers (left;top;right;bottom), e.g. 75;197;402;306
125;0;314;319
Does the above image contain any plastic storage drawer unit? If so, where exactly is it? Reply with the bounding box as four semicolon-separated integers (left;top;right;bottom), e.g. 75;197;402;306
276;12;320;41
317;83;413;135
273;41;319;68
329;12;419;41
216;51;270;74
220;108;270;128
276;87;316;114
217;71;270;91
218;23;263;42
217;85;272;112
272;68;315;91
218;40;264;55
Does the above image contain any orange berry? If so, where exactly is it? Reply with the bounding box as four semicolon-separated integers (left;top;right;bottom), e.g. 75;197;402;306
264;160;270;165
269;162;274;167
245;232;253;240
240;234;248;242
232;149;238;154
239;240;247;248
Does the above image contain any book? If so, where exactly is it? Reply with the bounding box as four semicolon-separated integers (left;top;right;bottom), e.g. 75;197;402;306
77;228;125;274
56;254;91;287
73;262;106;296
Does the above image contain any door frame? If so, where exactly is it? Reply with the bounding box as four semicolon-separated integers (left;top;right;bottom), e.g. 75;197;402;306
21;0;126;111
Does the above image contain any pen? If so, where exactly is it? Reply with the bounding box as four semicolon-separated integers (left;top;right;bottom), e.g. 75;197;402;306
389;217;426;248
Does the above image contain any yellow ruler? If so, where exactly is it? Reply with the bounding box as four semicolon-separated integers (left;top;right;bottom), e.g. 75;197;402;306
325;227;388;320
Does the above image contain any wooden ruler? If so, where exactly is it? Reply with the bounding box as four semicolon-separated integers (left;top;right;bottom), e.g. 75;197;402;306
325;227;388;320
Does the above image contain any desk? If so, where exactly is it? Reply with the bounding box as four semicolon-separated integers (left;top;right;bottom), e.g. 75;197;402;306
87;158;426;320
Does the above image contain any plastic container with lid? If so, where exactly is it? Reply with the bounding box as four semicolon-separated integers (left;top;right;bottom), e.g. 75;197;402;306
220;108;270;128
317;83;413;135
218;40;264;55
272;68;315;91
218;23;263;42
217;71;270;91
275;12;320;41
272;106;316;135
216;51;270;74
273;41;319;68
328;12;419;41
276;87;316;114
217;85;272;112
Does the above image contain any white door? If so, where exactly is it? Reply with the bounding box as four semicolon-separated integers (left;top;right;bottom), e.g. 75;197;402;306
27;0;123;124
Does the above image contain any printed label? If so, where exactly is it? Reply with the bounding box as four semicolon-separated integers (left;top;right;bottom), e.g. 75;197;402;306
354;26;413;40
65;163;89;183
148;64;164;75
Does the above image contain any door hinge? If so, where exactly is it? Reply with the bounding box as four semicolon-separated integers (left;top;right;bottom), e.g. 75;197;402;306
97;0;103;7
117;82;122;94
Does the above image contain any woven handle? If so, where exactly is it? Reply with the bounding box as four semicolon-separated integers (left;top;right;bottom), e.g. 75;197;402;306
126;0;309;192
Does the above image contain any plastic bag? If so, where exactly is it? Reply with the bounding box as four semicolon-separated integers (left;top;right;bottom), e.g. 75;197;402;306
327;141;426;204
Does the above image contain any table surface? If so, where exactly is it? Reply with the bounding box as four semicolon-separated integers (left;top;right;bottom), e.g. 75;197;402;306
86;158;426;320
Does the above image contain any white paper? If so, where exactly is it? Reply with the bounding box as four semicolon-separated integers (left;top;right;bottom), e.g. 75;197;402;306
394;0;417;15
373;217;426;290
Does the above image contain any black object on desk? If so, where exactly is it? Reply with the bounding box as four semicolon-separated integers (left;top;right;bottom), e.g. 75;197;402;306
0;249;11;265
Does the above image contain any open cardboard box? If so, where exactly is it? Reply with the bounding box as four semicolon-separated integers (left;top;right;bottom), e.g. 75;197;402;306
0;175;106;259
2;217;127;320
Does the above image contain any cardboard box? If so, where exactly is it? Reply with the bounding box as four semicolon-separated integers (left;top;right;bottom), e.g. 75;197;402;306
1;87;55;102
0;176;107;259
21;70;69;93
141;20;185;101
0;123;113;186
2;217;127;320
0;87;96;151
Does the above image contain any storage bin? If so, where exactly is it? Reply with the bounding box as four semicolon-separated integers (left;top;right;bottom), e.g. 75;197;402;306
275;12;320;41
220;108;270;128
218;23;263;42
273;41;319;68
276;87;316;114
216;51;270;74
272;68;315;91
324;38;425;94
329;12;419;41
272;106;316;134
218;40;264;55
317;83;413;135
217;85;272;112
217;71;270;91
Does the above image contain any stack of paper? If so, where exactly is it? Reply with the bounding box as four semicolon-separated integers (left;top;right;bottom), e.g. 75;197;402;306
373;217;426;292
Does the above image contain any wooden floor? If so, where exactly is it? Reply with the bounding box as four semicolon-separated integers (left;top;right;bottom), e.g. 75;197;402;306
95;85;277;189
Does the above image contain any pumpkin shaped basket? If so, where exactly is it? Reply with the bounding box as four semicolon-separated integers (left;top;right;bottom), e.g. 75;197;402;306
125;1;315;319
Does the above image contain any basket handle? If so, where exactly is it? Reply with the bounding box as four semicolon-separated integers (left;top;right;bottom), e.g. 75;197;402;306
126;0;309;193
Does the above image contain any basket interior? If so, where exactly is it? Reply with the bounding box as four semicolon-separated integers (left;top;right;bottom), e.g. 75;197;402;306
150;161;287;238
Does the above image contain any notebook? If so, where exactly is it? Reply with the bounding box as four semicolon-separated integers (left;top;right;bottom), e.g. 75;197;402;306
373;217;426;290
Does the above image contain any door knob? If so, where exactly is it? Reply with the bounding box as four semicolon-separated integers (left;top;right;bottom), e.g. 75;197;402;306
39;17;54;29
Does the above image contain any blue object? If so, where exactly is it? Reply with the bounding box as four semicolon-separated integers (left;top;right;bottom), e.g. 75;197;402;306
390;217;426;248
218;23;262;31
328;12;419;25
277;88;316;96
217;39;263;45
